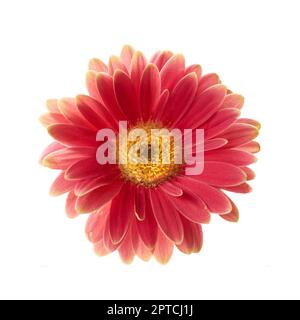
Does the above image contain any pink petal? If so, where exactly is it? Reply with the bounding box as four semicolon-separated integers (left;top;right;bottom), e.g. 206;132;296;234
130;51;147;92
152;50;173;71
149;190;184;244
185;64;202;81
74;169;118;196
167;185;211;223
236;141;260;153
160;54;185;91
205;149;257;166
197;73;220;94
120;45;135;71
220;93;244;109
118;226;135;264
109;184;134;244
137;191;158;249
65;191;79;218
175;176;232;214
76;180;123;213
96;73;126;121
223;183;252;193
161;72;198;126
192;223;203;253
220;123;259;148
241;166;256;180
204;138;228;151
45;99;59;113
88;58;108;72
176;215;196;254
236;118;261;129
39;112;69;127
50;171;76;196
39;142;65;164
220;198;239;222
113;70;140;122
86;208;108;243
158;181;183;197
76;94;118;129
94;241;110;257
139;63;161;121
48;124;97;147
58;98;93;129
151;89;169;120
180;84;227;129
195;161;247;187
108;55;127;75
134;186;146;221
86;71;103;103
42;147;95;169
204;108;240;139
154;230;174;264
65;157;107;180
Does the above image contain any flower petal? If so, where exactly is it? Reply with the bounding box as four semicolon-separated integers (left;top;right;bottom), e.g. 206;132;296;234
45;99;59;113
120;45;135;71
65;157;107;180
39;112;69;127
76;180;122;213
76;94;118;129
197;73;220;94
195;161;247;187
39;142;65;164
160;54;185;91
65;191;79;218
186;64;202;81
152;50;173;71
154;230;174;264
48;124;97;147
236;141;260;153
204;138;228;151
108;55;127;75
236;118;261;129
161;72;198;126
96;73;126;121
58;98;94;129
220;93;244;109
223;183;252;193
175;176;232;214
113;70;140;122
149;190;184;244
50;171;76;196
139;63;161;121
158;181;183;197
86;71;103;103
137;191;158;249
220;198;239;222
118;226;135;264
220;123;259;148
88;58;108;72
130;51;147;92
167;185;211;223
181;84;227;129
204;108;240;139
42;147;95;169
205;149;257;166
241;166;256;180
109;184;134;244
134;186;146;221
74;169;118;196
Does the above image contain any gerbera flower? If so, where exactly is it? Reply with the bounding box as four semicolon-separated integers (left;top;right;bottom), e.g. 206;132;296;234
40;45;260;264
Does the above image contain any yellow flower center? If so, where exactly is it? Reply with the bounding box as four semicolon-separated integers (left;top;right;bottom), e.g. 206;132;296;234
118;122;183;187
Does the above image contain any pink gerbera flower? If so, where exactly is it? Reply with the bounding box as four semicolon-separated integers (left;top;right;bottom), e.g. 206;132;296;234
40;45;260;264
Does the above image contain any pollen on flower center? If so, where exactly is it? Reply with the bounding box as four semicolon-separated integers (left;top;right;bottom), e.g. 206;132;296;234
118;121;183;188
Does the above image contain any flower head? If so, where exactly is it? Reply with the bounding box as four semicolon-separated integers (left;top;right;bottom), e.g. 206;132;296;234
40;45;260;264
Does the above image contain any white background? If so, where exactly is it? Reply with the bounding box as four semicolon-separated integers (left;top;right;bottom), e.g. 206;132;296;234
0;0;299;300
